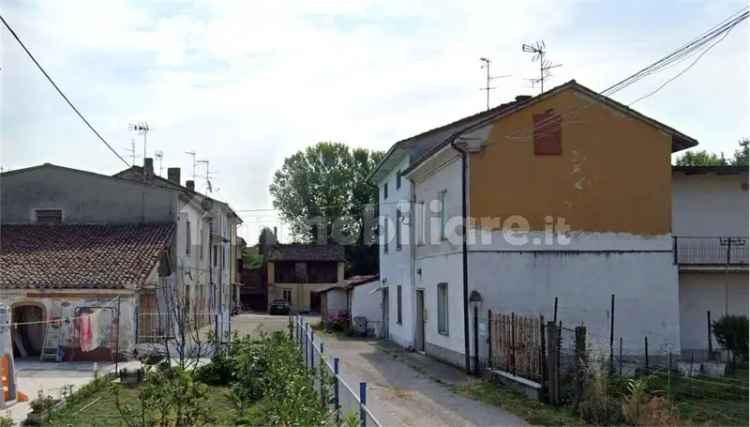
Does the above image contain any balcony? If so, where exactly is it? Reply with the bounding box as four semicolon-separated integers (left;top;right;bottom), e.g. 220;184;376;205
674;236;749;266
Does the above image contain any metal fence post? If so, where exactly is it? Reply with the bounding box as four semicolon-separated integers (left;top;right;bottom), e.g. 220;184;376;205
319;342;325;407
305;323;310;368
359;382;367;427
334;358;341;424
487;310;493;370
311;330;316;369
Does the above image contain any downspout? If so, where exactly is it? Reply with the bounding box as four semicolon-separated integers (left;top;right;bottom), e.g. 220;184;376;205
450;139;472;374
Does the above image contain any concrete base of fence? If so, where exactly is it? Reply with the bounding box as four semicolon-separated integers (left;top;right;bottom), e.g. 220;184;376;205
486;368;542;401
677;361;726;377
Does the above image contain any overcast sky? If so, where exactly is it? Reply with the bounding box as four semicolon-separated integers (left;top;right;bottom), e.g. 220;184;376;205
2;0;748;242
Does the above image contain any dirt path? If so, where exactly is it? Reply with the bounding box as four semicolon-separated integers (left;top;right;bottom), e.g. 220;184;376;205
232;314;526;427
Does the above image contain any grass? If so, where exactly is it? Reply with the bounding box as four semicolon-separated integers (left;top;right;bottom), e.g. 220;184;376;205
455;369;749;427
453;380;585;426
643;368;749;426
45;380;238;426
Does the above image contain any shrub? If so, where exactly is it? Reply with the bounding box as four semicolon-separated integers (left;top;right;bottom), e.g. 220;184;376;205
0;413;13;427
196;347;234;385
622;379;678;426
577;363;623;425
114;366;212;427
326;311;351;332
231;332;331;426
712;315;748;363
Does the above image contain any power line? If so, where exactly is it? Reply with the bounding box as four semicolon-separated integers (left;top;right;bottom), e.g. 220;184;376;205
502;8;748;143
0;13;130;166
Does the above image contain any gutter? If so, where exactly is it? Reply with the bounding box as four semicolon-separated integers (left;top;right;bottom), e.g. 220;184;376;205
449;138;472;374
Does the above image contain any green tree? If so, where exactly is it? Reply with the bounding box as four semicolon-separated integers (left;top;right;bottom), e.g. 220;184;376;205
675;149;727;166
732;138;749;166
269;142;384;243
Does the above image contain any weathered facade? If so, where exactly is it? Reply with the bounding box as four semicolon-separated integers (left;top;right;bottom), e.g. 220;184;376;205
266;244;345;313
371;80;699;371
0;161;241;360
672;166;749;358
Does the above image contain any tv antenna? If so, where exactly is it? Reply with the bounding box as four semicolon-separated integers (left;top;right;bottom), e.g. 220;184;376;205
197;159;213;193
479;57;511;111
129;122;150;165
522;41;561;93
154;150;164;176
123;138;136;166
185;151;197;181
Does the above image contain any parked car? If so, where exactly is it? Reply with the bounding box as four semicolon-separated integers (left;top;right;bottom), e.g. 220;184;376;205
269;299;291;315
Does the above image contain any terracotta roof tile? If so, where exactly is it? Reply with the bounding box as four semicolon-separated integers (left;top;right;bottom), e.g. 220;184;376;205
0;223;174;289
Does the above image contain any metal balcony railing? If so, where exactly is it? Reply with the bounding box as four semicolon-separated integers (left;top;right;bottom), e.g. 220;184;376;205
673;236;749;266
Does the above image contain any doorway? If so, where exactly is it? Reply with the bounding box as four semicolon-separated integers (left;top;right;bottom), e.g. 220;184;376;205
382;288;389;339
12;304;45;357
415;290;425;352
310;291;321;313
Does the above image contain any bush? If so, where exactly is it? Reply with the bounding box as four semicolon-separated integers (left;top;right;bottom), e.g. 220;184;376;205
230;332;331;426
196;347;234;386
577;364;623;425
712;315;748;363
622;379;678;426
325;311;351;332
0;413;13;427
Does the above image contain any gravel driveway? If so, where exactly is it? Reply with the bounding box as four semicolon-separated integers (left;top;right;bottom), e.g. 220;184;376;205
232;313;526;427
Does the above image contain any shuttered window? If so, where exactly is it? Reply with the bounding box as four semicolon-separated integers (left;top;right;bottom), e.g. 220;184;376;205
533;109;562;155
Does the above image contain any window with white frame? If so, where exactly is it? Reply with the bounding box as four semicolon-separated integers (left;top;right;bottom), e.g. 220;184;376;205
439;190;448;241
396;209;402;250
396;285;402;324
186;220;192;255
383;219;389;253
437;282;448;335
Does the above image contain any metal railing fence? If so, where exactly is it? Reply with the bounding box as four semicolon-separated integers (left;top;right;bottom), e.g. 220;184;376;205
291;315;381;427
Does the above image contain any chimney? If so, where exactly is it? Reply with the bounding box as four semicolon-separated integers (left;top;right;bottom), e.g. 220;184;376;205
167;167;181;185
515;95;532;102
186;180;195;191
144;158;154;177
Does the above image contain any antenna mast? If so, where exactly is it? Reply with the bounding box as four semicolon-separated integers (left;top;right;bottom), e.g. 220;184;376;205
197;159;213;193
185;151;197;181
522;41;561;93
154;150;164;176
479;57;511;111
129;122;150;164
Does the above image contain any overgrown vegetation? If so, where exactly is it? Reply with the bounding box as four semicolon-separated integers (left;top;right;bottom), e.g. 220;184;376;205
458;360;749;427
712;314;748;367
44;331;334;426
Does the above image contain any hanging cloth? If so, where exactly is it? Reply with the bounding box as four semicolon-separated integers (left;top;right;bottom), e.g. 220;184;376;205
79;313;94;352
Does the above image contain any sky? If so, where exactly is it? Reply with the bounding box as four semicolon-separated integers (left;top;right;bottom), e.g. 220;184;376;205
1;0;748;242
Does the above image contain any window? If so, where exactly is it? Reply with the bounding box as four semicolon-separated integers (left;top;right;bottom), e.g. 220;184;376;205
396;170;402;189
283;289;292;303
186;220;191;255
396;285;402;324
35;209;62;224
437;282;449;335
533;109;562;155
213;245;218;267
396;209;402;251
383;182;388;199
200;227;205;260
383;219;389;253
439;190;448;240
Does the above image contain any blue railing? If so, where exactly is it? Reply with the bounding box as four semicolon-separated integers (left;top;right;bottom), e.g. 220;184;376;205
291;315;381;427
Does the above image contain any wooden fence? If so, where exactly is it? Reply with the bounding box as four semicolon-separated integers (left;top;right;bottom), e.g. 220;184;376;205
488;311;545;383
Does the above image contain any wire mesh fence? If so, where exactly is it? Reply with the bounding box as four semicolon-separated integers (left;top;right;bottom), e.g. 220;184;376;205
292;315;381;427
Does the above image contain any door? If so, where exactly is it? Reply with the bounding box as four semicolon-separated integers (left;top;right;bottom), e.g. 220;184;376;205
415;290;425;352
382;288;389;339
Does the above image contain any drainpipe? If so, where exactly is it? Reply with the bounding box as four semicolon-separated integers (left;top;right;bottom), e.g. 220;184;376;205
450;139;472;374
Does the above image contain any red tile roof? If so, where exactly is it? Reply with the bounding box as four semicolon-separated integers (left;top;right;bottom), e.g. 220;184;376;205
0;224;174;290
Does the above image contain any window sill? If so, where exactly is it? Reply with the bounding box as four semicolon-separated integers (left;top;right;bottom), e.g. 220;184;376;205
438;331;449;336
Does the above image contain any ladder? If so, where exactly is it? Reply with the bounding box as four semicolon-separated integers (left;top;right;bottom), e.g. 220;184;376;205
40;323;63;362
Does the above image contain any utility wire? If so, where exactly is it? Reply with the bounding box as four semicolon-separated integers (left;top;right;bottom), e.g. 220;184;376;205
0;13;130;166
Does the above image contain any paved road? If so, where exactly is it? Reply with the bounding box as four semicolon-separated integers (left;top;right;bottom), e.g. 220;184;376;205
231;313;526;427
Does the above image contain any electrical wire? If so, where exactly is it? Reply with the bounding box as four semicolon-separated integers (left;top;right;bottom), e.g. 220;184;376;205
0;13;130;166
